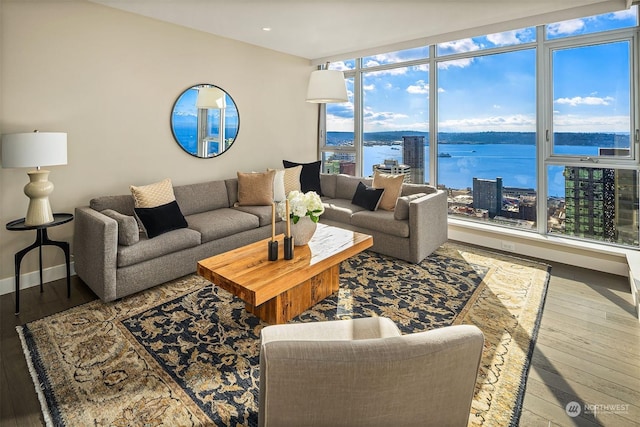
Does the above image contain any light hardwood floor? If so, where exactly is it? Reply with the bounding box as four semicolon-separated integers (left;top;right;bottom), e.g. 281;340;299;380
1;259;639;426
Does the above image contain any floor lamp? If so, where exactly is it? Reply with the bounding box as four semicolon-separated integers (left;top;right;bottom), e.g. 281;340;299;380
1;131;68;225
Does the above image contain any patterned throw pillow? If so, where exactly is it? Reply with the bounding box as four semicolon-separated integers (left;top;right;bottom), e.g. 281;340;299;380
372;170;405;211
130;178;187;238
130;178;175;208
283;160;322;195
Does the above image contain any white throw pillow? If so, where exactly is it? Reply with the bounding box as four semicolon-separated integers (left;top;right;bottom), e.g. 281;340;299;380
272;169;286;202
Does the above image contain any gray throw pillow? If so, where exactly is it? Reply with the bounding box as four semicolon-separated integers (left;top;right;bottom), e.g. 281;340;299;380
101;209;140;246
394;193;426;220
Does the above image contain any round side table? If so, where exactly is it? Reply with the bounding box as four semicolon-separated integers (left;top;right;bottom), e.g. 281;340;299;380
6;213;73;315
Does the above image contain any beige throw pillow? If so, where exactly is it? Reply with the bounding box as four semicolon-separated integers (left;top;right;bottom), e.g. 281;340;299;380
237;170;275;206
130;178;176;208
373;170;405;211
268;166;302;196
283;165;302;194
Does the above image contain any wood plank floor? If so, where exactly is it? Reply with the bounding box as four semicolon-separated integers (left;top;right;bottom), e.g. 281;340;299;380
1;260;639;426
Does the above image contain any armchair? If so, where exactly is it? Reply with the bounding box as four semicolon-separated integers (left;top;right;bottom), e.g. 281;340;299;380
259;317;484;427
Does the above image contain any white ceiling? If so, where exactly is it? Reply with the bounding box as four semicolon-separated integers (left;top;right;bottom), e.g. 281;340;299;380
90;0;627;62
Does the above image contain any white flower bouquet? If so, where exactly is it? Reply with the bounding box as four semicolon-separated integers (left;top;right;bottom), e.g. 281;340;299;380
277;190;324;224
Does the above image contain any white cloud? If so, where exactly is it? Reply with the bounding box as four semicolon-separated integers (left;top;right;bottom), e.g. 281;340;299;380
546;18;585;36
363;84;375;92
555;96;614;106
438;38;481;54
552;113;629;132
328;61;353;71
406;80;429;95
486;30;520;46
437;57;474;69
326;114;354;132
365;67;409;77
610;9;635;20
439;114;536;132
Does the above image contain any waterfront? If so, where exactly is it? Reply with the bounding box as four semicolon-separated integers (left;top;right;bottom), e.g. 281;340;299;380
363;143;600;197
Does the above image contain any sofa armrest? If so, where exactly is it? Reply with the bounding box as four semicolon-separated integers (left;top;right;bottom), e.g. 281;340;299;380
408;189;448;263
73;206;119;302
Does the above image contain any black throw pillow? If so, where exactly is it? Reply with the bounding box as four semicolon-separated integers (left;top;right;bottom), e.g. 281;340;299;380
134;200;188;238
351;182;385;211
283;160;322;195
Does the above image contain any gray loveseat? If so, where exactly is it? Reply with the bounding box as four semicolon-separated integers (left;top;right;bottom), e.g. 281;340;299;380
319;173;447;264
74;173;447;302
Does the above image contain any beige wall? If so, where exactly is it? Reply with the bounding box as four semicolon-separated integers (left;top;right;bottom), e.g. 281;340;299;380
0;0;318;283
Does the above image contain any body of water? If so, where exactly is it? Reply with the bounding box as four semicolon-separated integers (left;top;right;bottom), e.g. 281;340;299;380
364;143;600;197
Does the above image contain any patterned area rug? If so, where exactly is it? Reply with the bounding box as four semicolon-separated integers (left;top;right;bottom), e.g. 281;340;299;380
18;242;549;426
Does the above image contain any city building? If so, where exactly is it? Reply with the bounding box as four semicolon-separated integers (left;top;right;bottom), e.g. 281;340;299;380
402;136;425;184
373;159;411;182
472;177;503;218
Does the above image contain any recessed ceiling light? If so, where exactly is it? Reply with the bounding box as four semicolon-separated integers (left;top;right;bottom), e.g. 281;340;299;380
262;27;272;32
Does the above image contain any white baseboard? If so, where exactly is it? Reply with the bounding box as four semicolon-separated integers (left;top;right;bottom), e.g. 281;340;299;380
0;262;76;296
448;219;630;277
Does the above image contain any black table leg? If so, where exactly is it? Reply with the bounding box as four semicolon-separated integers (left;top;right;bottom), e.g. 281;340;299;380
13;228;72;315
14;233;41;315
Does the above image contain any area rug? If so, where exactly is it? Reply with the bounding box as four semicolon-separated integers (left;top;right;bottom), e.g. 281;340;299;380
17;242;549;426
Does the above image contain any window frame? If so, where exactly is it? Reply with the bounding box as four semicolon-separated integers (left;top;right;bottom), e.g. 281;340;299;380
542;29;639;168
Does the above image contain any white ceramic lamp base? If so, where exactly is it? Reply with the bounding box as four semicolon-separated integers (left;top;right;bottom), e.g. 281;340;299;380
24;169;54;226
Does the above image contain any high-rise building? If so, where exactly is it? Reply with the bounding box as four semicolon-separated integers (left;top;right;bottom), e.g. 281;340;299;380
402;136;425;184
373;159;411;182
473;177;503;218
563;167;616;241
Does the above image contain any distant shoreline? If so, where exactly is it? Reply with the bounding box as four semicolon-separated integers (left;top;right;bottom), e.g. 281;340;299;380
327;131;630;147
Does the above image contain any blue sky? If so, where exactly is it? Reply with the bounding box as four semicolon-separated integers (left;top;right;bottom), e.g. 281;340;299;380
327;7;637;134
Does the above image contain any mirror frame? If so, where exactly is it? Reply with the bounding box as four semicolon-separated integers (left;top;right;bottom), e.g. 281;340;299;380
170;83;240;158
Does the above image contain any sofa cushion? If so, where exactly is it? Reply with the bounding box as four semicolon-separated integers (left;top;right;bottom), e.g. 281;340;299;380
237;170;275;206
320;174;337;199
116;227;201;268
373;171;404;211
134;200;189;238
283;160;322;195
186;208;260;243
351;210;410;238
234;205;281;227
174;180;230;215
321;198;367;223
394;193;427;220
351;182;384;211
101;209;139;246
335;174;372;200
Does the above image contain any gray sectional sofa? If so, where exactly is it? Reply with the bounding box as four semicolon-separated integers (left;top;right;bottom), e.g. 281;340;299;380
319;173;447;264
74;173;447;302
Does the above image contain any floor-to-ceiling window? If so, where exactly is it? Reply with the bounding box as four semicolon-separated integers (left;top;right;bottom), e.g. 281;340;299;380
320;6;639;249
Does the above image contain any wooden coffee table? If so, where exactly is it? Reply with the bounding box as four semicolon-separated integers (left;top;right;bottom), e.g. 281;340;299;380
197;224;373;324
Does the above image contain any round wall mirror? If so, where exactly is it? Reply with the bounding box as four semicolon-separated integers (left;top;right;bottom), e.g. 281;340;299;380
171;84;240;158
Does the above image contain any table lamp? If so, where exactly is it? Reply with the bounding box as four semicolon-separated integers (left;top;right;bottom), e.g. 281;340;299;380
1;131;67;225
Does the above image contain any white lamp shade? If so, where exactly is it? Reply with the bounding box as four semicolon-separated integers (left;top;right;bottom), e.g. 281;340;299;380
306;69;348;103
2;132;67;168
196;86;226;109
